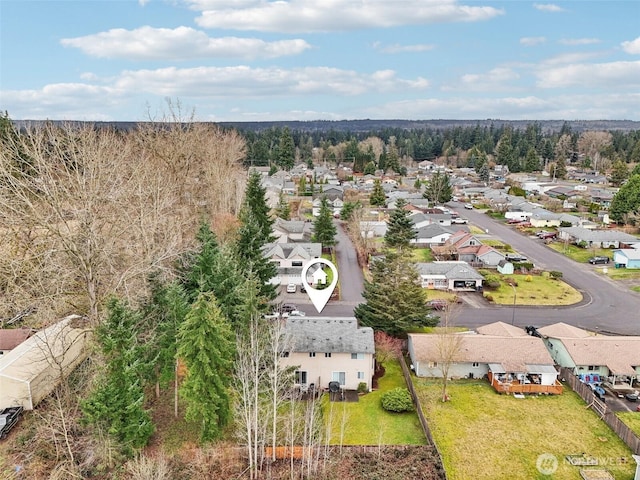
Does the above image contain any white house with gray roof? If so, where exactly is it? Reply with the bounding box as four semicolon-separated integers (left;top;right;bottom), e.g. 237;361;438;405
263;243;322;286
415;261;483;291
280;317;375;392
558;227;638;249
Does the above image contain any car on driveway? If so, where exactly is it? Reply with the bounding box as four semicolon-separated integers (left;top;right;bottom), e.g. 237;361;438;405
589;256;610;265
536;230;557;240
625;391;639;402
427;299;449;310
286;283;297;293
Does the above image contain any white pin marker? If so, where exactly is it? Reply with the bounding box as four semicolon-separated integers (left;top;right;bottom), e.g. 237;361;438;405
301;258;339;313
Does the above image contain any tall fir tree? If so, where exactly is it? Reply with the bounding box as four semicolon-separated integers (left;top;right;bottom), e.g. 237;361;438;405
82;297;154;454
369;179;387;207
385;198;416;249
354;250;436;337
312;197;337;247
178;292;235;442
244;170;274;242
610;160;629;187
275;191;291;220
423;171;452;204
277;127;295;170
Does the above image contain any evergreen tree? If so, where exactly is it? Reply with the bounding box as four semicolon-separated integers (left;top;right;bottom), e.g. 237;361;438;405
423;171;452;204
610;160;629;187
178;292;235;442
413;178;421;189
298;176;308;196
277;127;295;170
82;297;154;454
312;197;337;246
385;199;416;249
354;250;436;336
554;156;567;179
385;137;400;173
524;147;540;172
369;179;387;207
275;191;291;220
478;162;490;183
364;161;377;175
610;174;640;223
244;170;274;242
340;201;361;222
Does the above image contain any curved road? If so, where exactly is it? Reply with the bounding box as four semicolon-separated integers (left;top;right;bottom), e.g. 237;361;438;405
450;202;640;335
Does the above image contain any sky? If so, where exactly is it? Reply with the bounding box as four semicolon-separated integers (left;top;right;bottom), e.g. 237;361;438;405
1;0;639;122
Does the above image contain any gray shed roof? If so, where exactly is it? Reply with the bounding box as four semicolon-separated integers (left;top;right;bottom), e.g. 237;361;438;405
284;317;374;354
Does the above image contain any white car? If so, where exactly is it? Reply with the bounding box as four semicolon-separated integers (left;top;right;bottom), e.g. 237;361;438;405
464;203;473;210
286;283;297;293
289;310;306;317
452;217;468;224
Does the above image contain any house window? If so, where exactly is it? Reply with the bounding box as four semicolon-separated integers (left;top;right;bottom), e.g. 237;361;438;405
332;371;346;385
309;352;316;358
428;362;438;368
357;372;365;380
588;365;597;371
472;362;479;368
351;353;364;360
325;352;332;358
281;351;290;358
295;371;307;385
292;261;303;267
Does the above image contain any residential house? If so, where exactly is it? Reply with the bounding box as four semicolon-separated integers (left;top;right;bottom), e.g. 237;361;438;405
263;243;322;286
415;261;483;291
0;328;32;356
537;323;640;390
314;185;344;202
272;218;314;243
590;188;615;208
411;224;455;247
280;317;375;392
432;231;505;267
407;330;562;394
0;315;91;409
613;248;640;269
359;221;387;238
558;227;639;249
312;197;344;217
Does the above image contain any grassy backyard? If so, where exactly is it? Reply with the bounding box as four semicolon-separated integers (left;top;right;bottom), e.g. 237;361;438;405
322;360;425;446
414;379;635;480
483;273;583;306
617;412;640;437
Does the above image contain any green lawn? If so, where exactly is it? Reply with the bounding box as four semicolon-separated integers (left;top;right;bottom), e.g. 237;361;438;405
322;361;426;446
547;243;614;264
414;379;635;480
411;247;434;262
617;412;640;437
484;273;582;306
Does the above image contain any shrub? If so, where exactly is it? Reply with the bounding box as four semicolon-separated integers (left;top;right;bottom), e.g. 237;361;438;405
357;382;368;394
549;270;563;279
483;274;501;289
381;388;414;413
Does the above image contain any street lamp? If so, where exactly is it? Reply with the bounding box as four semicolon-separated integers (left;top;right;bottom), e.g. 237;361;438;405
510;283;517;325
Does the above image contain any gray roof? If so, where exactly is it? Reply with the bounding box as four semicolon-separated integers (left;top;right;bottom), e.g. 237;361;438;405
560;227;638;242
415;223;454;238
415;261;484;280
284;317;374;354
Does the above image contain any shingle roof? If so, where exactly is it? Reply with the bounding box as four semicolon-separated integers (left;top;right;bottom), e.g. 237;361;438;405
537;322;591;338
408;334;555;372
284;318;374;354
558;337;640;375
560;227;638;242
415;261;483;280
477;322;528;337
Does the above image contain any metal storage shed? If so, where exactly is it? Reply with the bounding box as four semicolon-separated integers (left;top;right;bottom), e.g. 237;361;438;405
0;315;91;410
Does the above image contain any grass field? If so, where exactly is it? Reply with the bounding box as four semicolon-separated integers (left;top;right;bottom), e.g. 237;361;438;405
617;412;640;437
414;379;635;480
323;361;426;446
484;273;583;306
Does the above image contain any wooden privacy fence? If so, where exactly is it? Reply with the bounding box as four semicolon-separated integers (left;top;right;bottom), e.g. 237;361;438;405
560;367;640;455
399;354;435;445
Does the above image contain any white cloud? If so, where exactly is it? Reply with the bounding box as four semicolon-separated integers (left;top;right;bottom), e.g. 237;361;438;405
622;36;640;55
446;67;520;92
61;26;311;60
559;38;600;46
533;3;565;13
520;37;546;47
373;42;436;54
109;65;430;97
536;60;640;89
189;0;504;33
540;51;602;66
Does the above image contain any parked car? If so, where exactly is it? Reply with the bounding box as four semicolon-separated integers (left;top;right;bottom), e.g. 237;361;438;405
281;303;297;313
536;231;556;239
589;383;607;401
0;406;23;440
427;299;449;310
505;254;528;263
464;203;473;210
286;283;297;293
289;310;306;317
452;217;468;224
624;391;639;402
589;256;610;265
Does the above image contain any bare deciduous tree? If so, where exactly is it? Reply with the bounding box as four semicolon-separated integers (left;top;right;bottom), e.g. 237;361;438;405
435;302;463;402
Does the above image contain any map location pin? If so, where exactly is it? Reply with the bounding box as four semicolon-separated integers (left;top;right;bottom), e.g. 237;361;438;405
301;258;339;313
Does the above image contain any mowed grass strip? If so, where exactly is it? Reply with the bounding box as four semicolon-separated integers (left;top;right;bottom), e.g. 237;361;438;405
485;274;582;306
415;379;635;480
616;412;640;437
323;361;426;445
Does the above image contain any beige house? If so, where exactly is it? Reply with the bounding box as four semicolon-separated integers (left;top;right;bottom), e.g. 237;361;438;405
280;317;375;392
0;315;92;410
538;323;640;390
408;327;562;394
